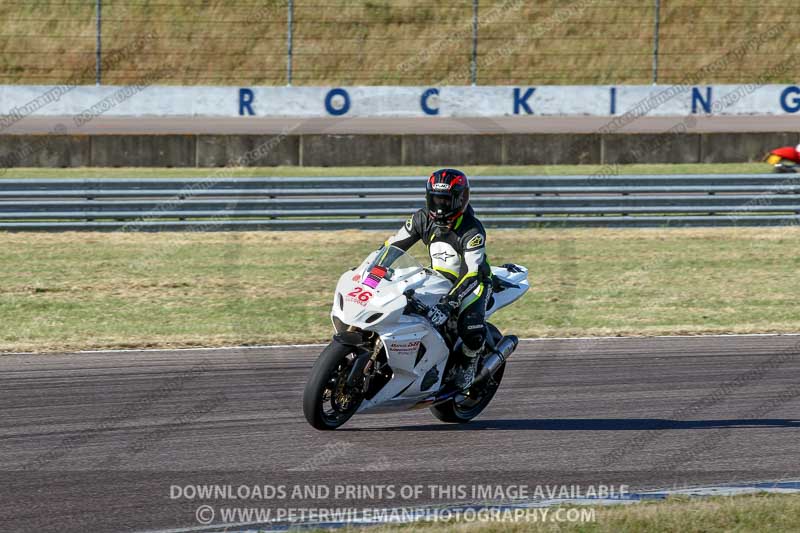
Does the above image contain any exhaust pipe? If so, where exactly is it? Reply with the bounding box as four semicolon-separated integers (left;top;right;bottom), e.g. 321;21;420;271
472;335;518;387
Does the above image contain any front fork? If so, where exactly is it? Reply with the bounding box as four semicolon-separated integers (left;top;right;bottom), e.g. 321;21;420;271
340;332;381;392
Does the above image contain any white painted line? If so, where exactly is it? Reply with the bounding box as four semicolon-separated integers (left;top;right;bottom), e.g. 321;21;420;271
5;332;800;357
69;343;328;353
135;524;286;533
1;343;327;356
519;332;800;342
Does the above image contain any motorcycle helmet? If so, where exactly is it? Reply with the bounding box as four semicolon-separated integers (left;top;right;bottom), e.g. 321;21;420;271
425;168;470;227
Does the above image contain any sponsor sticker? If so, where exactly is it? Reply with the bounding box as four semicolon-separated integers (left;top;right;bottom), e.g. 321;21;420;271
363;265;387;289
389;340;421;353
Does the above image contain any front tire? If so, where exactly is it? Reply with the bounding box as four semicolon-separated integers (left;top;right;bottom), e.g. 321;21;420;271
303;341;364;430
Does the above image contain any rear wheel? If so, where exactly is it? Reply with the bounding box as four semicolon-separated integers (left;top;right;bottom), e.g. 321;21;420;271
430;360;505;424
430;323;505;424
303;341;364;430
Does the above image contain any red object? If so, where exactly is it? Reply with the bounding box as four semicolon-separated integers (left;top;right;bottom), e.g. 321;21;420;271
429;172;466;191
770;146;800;162
449;174;466;187
370;265;388;277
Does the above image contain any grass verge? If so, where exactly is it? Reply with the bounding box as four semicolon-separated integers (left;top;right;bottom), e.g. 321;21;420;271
0;163;771;179
2;227;800;353
3;2;794;86
336;493;800;533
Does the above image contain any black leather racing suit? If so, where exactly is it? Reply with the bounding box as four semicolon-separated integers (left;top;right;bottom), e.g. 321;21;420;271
385;205;492;354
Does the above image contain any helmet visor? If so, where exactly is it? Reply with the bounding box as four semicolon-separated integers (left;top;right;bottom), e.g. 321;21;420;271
428;193;452;213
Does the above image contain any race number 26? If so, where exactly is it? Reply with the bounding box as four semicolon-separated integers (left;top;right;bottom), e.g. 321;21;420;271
347;287;373;302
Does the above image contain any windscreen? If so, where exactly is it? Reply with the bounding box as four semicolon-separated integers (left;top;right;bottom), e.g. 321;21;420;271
363;245;424;286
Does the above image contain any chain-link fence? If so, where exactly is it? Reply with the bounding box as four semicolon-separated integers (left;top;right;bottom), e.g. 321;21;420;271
0;0;793;86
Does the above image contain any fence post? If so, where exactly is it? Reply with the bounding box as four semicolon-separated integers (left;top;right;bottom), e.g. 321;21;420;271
471;0;478;86
652;0;660;84
95;0;102;85
287;0;294;86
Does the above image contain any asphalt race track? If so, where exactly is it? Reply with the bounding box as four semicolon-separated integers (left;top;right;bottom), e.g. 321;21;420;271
2;335;799;532
8;115;800;135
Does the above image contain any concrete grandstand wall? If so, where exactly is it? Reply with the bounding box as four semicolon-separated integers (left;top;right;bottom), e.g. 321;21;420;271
1;132;797;169
2;84;798;167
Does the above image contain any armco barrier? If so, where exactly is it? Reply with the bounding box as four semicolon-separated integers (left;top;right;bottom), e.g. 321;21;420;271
1;174;800;231
0;174;800;231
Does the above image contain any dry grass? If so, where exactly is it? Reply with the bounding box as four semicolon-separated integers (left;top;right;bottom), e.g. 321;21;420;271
0;162;771;179
339;493;800;533
0;1;794;85
3;226;800;353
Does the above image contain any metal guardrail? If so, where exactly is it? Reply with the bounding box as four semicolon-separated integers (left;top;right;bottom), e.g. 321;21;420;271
1;175;799;231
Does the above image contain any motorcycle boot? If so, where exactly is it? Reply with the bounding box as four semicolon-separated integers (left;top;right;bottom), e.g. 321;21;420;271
452;343;483;390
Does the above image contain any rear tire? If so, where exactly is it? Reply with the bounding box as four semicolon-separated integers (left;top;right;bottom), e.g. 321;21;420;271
303;341;364;430
429;362;505;424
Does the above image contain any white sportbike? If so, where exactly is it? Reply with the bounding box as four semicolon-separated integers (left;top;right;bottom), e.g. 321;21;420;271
303;245;529;430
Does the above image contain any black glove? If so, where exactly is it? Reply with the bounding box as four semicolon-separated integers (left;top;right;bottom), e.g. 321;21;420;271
427;305;449;326
427;295;458;326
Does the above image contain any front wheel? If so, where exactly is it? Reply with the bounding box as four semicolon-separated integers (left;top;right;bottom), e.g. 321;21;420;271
303;341;364;430
429;362;505;424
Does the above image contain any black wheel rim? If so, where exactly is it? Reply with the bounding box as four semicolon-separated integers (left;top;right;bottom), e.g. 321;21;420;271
453;363;504;417
320;352;362;425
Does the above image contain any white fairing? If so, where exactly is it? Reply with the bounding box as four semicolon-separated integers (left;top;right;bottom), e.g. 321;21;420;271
330;247;529;414
487;265;530;317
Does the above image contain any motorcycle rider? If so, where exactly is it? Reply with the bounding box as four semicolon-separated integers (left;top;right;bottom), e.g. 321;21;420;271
766;143;800;173
384;169;492;389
